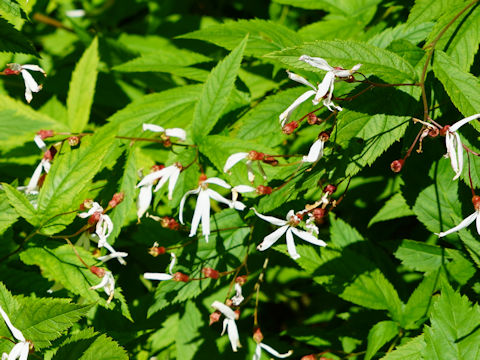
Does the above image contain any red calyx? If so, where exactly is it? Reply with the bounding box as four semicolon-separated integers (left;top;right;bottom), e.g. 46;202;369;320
163;138;172;147
37;129;54;140
319;131;330;142
161;216;180;231
198;174;208;184
38;174;46;189
282;121;299;135
472;196;480;211
149;245;166;257
108;192;125;209
253;327;264;343
313;208;327;223
202;267;220;279
4;68;19;75
307;113;320;125
256;185;272;195
390;159;404;173
323;184;337;194
248;150;265;161
68;136;80;147
173;272;189;282
235;275;247;285
439;125;450;136
234;309;240;320
262;156;279;166
151;164;165;172
88;212;102;225
90;266;106;278
43;147;57;161
428;127;440;137
79;199;93;211
209;310;221;325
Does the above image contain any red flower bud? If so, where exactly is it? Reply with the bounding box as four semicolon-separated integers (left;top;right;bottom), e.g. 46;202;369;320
472;196;480;211
108;192;125;209
88;212;102;225
323;184;337;194
390;159;404;173
439;125;450;136
248;150;265;161
307;113;320;125
160;216;180;230
202;267;220;279
198;174;208;184
149;245;166;257
235;275;247;285
319;131;330;142
234;309;240;320
428;127;439;137
90;266;106;278
345;74;356;83
4;68;19;75
312;208;327;223
256;185;272;195
262;156;279;166
163;138;172;147
282;121;299;135
301;355;317;360
173;272;189;282
68;136;80;147
209;310;221;325
253;327;264;343
37;129;54;139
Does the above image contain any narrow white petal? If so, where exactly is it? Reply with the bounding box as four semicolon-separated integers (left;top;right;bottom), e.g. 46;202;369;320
0;306;25;342
21;69;41;92
226;319;240;352
223;152;249;173
154;167;176;193
201;191;211;240
211;300;236;319
137;184;153;219
143;123;165;133
204;177;231;189
90;275;109;290
445;133;458;175
477;212;480;236
165;128;187;141
24;85;33;103
232;201;246;211
313;71;335;104
144;272;173;281
221;318;228;336
286;228;300;260
323;97;342;112
42;159;51;172
302;139;324;163
168;253;177;274
258;225;289;251
232;185;256;193
299;55;333;71
290;227;327;246
179;188;200;224
252;208;287;226
450;113;480;132
8;342;27;360
287;71;316;90
253;344;262;360
453;132;463;180
98;252;128;262
19;341;30;360
137;167;170;188
25;161;44;193
437;212;478;237
351;63;362;72
167;167;181;200
189;190;209;237
206;189;232;207
33;135;47;151
246;160;255;183
260;343;293;358
279;90;316;127
21;64;46;75
102;214;114;238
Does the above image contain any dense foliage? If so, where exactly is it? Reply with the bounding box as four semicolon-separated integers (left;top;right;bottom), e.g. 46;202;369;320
1;0;480;359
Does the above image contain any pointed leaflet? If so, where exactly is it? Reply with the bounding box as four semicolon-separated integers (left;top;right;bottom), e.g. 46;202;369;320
368;193;415;226
365;321;399;360
0;16;38;55
433;51;480;131
191;36;247;142
67;37;99;132
1;182;38;226
382;335;425;360
176;302;204;360
0;283;20;355
406;0;464;26
0;193;19;234
402;272;439;329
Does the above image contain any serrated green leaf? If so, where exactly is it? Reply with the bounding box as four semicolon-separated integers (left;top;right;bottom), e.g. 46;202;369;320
176;302;203;360
402;272;439;329
433;51;480;131
0;0;20;18
0;16;38;55
191;35;247;142
330;215;363;247
272;0;381;15
36;129;115;234
265;40;418;83
179;19;301;57
0;283;20;354
369;193;415;226
382;335;425;360
298;17;366;42
67;37;99;132
368;22;435;49
2;182;38;226
0;193;19;234
365;320;399;360
407;0;466;26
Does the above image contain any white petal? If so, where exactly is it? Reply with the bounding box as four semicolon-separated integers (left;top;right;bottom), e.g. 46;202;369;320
143;123;165;133
167;167;181;200
450;113;480;132
19;341;30;360
24;85;33;103
211;300;236;319
246;160;255;183
143;272;173;281
206;189;233;207
477;212;480;236
323;97;342;112
290;227;327;246
165;128;187;141
232;185;256;193
90;275;109;290
253;344;262;360
42;159;51;172
223;152;249;173
437;212;478;237
445;133;458;175
258;225;289;251
226;319;240;352
260;343;293;358
351;63;362;72
287;71;316;90
33;135;47;151
154;167;177;193
299;55;333;71
313;71;335;104
286;228;300;260
0;305;25;342
137;184;153;219
25;161;45;193
98;252;128;262
279;90;316;127
137;167;170;188
453;131;463;180
201;191;211;240
252;208;288;226
302;139;324;163
203;177;231;189
189;190;209;237
179;188;200;224
8;342;28;360
21;64;46;75
231;201;246;211
168;253;177;274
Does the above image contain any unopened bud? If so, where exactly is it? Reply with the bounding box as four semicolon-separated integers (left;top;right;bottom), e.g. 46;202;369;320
472;196;480;211
256;185;272;195
152;164;165;172
173;272;189;282
4;68;19;75
37;129;54;139
90;266;106;278
163;138;172;147
312;208;327;224
68;136;80;147
319;131;330;142
262;156;279;166
253;327;264;343
323;184;337;194
160;216;180;230
88;212;102;225
439;125;450;136
282;121;299;135
307;113;319;125
202;267;220;279
235;275;247;285
209;310;221;325
80;199;94;211
345;74;355;83
149;245;166;257
390;159;404;173
108;192;125;208
43;147;57;161
301;355;317;360
248;150;265;161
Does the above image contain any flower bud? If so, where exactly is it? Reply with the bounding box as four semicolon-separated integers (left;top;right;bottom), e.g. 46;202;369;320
163;138;172;147
390;159;404;173
173;272;189;282
301;355;317;360
235;275;247;285
4;68;19;75
80;199;94;211
312;208;327;223
37;129;55;139
439;125;450;136
345;75;356;83
68;136;80;147
282;121;299;135
108;192;125;209
209;310;221;325
234;309;240;320
161;216;180;231
202;267;220;279
43;147;57;161
256;185;272;195
248;150;265;161
307;113;320;125
319;131;330;142
90;266;106;278
323;184;337;194
149;245;166;257
472;196;480;211
88;212;102;225
253;327;264;343
198;174;208;184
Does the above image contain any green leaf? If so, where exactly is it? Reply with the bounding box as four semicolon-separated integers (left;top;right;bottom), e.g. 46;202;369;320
330;215;363;248
423;285;480;359
0;192;19;234
0;283;20;354
2;182;38;226
382;335;425;360
191;35;247;142
179;19;301;57
272;0;381;15
176;302;204;360
365;320;399;360
298;17;366;42
67;37;99;132
402;272;439;329
0;0;21;18
368;22;435;49
433;51;480;131
36;128;115;234
406;0;466;26
369;193;415;226
265;40;418;83
0;16;38;55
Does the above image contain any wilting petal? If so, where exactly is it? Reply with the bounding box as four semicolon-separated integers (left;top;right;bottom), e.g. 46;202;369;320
299;55;333;71
224;152;249;173
313;71;335;105
437;212;478;237
189;190;210;238
279;90;316;127
179;188;200;224
290;227;327;246
165;128;187;141
258;225;289;251
143;272;173;281
0;305;25;342
252;208;287;226
204;177;231;189
450;113;480;132
259;343;293;358
287;71;316;90
302;139;324;163
143;123;165;133
211;300;236;319
137;184;153;219
226;318;241;352
285;228;300;260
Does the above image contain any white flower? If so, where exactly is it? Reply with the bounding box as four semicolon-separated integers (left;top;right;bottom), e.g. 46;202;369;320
7;63;46;103
136;163;182;219
231;282;244;306
444;114;480;180
302;138;324;163
90;271;115;304
143;123;187;141
0;305;30;360
436;196;480;238
231;185;256;210
253;343;292;360
144;253;177;281
211;301;241;352
224;152;267;183
24;136;52;195
180;177;244;242
252;208;327;260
